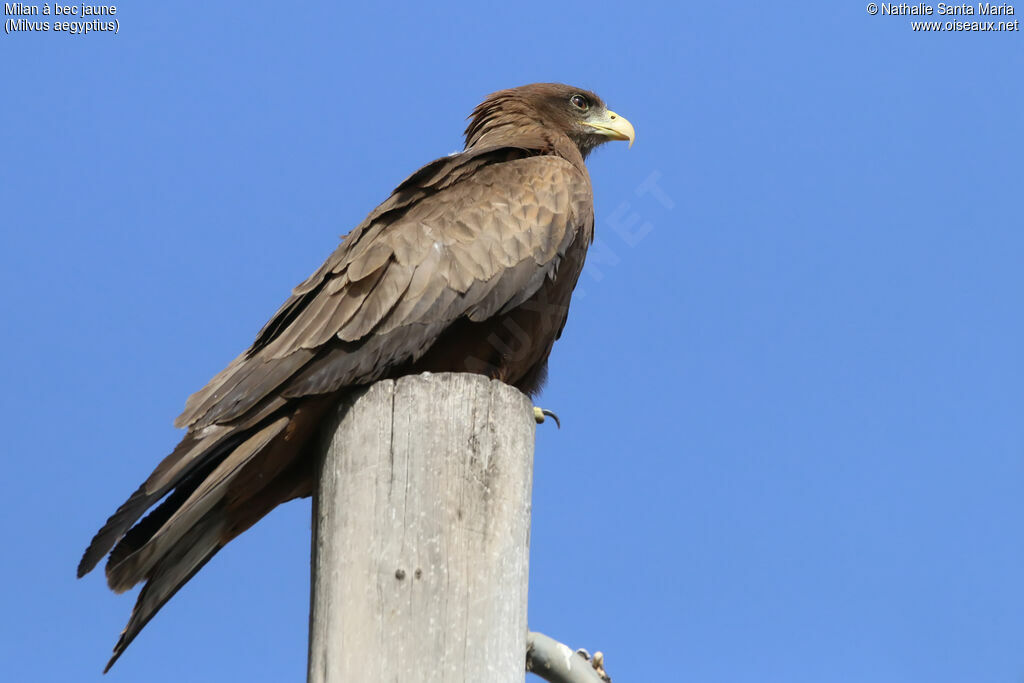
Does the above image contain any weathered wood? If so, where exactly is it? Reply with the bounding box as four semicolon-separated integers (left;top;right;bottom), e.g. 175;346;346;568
308;372;536;683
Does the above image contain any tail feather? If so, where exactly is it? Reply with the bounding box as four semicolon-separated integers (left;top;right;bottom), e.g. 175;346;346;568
101;427;320;673
82;394;334;672
105;416;289;593
105;453;225;573
103;515;225;673
77;483;158;579
77;427;234;578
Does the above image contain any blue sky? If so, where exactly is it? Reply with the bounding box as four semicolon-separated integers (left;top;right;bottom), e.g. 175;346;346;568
2;2;1022;681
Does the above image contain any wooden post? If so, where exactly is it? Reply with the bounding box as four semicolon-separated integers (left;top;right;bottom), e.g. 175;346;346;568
308;372;536;683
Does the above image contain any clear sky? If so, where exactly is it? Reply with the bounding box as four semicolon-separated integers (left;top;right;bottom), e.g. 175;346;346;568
2;2;1022;681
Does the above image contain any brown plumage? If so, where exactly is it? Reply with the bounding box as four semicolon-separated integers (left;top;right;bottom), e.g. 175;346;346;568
77;82;634;672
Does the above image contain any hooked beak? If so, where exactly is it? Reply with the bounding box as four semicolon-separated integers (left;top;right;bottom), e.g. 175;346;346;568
583;109;635;148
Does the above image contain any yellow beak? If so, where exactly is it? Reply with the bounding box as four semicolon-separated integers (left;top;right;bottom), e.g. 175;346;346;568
583;109;635;148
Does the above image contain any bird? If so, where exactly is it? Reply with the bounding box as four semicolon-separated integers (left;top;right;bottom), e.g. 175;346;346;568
77;82;634;672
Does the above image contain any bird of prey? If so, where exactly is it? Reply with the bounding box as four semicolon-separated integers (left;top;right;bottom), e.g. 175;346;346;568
78;82;634;671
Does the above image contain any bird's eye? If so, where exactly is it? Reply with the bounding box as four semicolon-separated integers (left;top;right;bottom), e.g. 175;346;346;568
570;94;589;111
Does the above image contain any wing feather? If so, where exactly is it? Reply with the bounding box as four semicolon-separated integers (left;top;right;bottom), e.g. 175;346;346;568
337;261;414;341
175;152;590;430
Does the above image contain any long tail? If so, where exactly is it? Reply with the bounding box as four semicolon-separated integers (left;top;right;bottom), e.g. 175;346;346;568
78;398;331;672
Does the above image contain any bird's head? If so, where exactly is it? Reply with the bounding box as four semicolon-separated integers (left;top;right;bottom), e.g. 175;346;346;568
465;83;635;159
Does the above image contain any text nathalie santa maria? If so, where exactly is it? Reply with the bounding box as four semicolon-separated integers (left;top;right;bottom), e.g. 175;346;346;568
879;2;1014;14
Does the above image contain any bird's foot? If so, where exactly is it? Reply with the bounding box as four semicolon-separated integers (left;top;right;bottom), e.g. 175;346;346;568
533;406;561;428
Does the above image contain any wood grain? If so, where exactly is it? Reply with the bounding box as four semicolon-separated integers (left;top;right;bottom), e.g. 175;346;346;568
309;372;535;683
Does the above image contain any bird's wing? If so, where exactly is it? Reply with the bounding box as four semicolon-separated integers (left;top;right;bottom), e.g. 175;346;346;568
176;151;592;430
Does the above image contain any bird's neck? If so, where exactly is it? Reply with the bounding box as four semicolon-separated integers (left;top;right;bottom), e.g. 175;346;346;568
466;123;586;174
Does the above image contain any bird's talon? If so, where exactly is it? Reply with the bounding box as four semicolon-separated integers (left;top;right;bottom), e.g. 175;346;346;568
533;407;561;428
